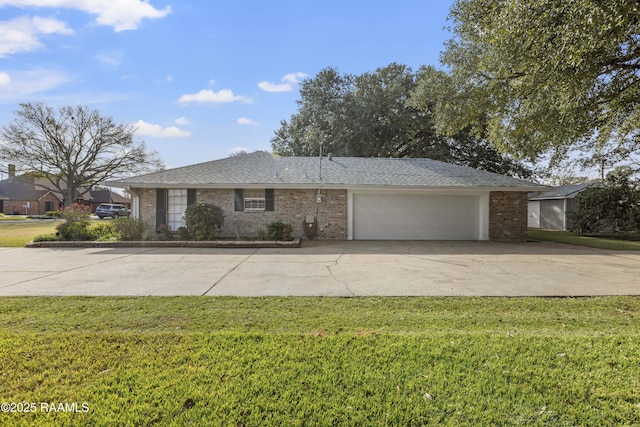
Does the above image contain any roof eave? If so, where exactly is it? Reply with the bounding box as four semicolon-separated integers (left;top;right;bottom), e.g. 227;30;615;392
108;181;547;192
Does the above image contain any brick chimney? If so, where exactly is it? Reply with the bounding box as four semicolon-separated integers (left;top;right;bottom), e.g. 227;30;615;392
8;164;15;178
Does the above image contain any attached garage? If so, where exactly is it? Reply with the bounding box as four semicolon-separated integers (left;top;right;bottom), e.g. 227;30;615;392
351;192;486;240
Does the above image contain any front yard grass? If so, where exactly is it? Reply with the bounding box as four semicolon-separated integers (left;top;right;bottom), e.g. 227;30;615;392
528;229;640;250
0;221;58;247
1;296;639;426
0;214;28;221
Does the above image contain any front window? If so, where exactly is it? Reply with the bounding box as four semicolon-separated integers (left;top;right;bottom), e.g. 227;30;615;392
168;189;187;229
243;189;266;211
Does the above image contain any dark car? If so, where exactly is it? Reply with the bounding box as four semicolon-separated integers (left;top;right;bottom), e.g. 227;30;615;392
95;204;131;219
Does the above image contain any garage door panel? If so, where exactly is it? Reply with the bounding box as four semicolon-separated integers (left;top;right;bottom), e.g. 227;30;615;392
353;194;479;240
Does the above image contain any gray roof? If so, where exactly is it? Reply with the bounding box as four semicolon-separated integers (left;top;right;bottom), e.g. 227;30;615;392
529;182;600;200
108;151;547;191
0;177;54;201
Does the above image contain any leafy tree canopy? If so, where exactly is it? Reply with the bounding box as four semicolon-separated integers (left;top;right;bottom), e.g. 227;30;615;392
272;63;533;178
416;0;640;170
569;167;640;233
0;102;163;206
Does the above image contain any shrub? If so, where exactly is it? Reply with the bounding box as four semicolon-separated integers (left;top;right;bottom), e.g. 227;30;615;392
261;220;293;241
56;220;92;241
33;233;59;242
56;204;92;241
156;224;174;241
184;203;224;240
88;222;116;241
177;226;191;240
112;217;149;241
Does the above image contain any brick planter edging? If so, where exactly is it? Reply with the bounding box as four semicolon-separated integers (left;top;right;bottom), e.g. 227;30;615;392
25;237;301;249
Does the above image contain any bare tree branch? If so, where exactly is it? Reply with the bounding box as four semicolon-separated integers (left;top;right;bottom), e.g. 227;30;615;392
0;102;164;207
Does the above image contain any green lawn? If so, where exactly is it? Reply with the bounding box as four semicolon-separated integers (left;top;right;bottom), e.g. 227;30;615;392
528;229;640;250
0;215;28;221
1;296;639;426
0;221;59;247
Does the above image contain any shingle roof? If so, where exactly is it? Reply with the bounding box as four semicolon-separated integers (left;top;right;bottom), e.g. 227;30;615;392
108;151;547;191
0;178;53;200
90;190;130;204
529;182;600;200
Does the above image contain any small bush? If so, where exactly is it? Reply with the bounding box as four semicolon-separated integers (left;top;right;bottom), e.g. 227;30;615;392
177;226;191;240
55;203;93;241
113;217;149;241
33;233;59;242
184;203;224;240
156;224;174;241
262;220;293;241
56;220;92;241
88;222;116;241
256;228;269;241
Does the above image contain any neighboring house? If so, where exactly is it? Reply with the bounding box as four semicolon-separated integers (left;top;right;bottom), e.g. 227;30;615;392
89;190;132;213
528;182;600;231
107;151;548;241
0;176;63;215
0;164;111;215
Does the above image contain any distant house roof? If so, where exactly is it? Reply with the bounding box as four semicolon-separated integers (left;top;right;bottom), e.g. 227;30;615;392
0;177;57;201
108;151;548;191
90;190;130;204
529;182;601;201
0;176;92;202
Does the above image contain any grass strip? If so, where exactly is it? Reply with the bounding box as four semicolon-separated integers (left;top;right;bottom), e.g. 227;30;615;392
528;229;640;251
0;296;639;426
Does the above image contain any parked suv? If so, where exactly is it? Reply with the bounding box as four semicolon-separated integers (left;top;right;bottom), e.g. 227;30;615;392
95;204;131;219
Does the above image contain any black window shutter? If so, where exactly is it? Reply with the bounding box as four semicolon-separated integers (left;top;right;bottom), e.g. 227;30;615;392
156;189;167;229
187;189;197;206
265;189;274;211
234;189;244;211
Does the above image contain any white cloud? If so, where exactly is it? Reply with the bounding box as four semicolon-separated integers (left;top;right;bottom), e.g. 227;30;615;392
237;117;258;125
174;117;188;125
0;68;71;100
94;49;124;66
0;0;171;32
177;89;252;104
134;120;191;138
258;72;308;93
0;15;73;56
0;72;11;86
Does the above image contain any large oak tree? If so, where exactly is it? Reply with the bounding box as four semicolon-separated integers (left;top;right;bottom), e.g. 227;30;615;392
417;0;640;170
272;63;532;178
0;102;163;206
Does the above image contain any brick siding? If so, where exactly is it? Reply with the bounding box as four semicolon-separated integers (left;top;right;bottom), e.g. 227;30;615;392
134;187;528;241
489;191;528;241
133;188;348;240
1;193;61;215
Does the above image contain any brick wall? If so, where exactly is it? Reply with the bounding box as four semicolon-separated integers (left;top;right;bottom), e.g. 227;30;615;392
2;200;35;215
136;188;157;229
133;187;348;240
489;191;528;241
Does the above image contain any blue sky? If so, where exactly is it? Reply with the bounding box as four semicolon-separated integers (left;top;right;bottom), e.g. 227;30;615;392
0;0;455;169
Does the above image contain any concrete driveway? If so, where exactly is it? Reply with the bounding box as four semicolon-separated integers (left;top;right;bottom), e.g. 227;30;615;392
0;241;638;296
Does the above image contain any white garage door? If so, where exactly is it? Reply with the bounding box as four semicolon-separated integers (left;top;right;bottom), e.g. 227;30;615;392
353;193;480;240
